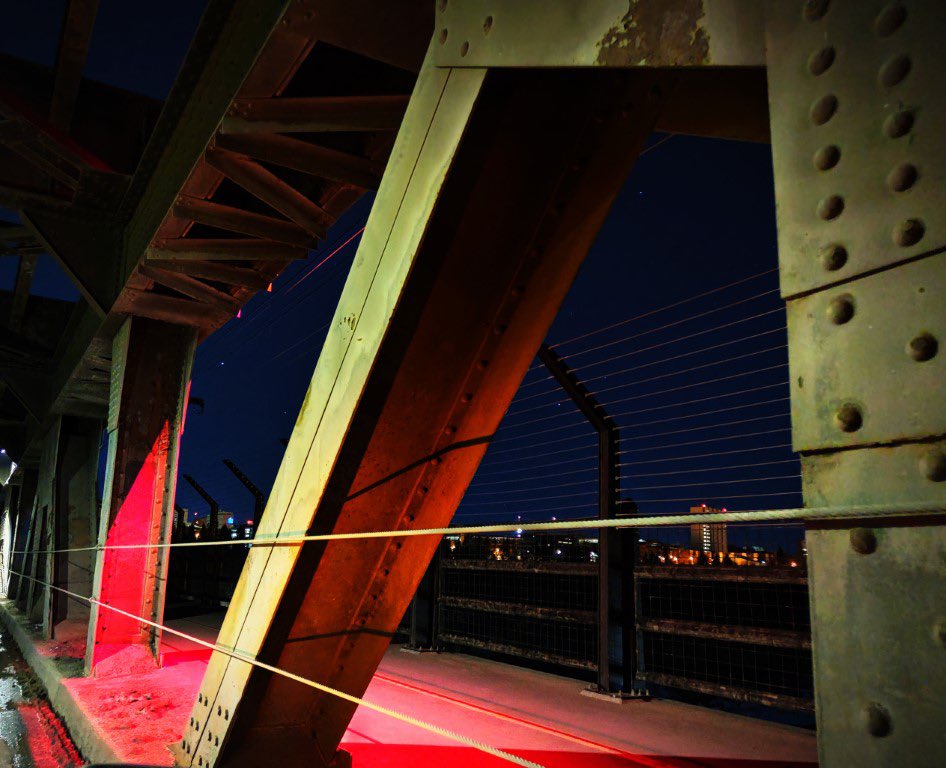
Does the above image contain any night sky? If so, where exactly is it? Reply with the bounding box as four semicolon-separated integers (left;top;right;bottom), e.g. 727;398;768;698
1;3;803;553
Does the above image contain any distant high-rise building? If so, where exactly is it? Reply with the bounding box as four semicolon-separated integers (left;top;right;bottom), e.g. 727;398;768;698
689;504;728;553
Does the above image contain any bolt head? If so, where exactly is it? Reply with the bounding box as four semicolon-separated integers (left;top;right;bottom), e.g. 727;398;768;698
850;527;877;555
835;403;863;433
919;449;946;482
865;702;892;737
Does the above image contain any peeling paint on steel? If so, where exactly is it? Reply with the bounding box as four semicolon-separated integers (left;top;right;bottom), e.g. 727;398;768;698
597;0;710;67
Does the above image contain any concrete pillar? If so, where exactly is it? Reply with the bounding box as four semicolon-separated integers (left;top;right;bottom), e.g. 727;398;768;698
85;317;195;676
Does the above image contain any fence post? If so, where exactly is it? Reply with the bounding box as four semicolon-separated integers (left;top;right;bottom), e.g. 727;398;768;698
408;541;441;651
538;344;639;696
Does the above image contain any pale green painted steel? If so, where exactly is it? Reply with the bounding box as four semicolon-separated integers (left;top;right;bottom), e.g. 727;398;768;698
433;0;764;68
767;0;946;298
767;1;946;765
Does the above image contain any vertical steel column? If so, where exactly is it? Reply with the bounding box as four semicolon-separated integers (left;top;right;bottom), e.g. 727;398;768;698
766;2;946;764
50;416;104;633
7;468;37;602
85;316;195;675
537;344;635;695
407;543;440;651
29;417;62;635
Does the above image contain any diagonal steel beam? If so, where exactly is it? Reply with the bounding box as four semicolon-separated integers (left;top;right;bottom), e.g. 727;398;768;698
215;133;382;189
182;52;669;767
173;195;317;247
220;94;410;134
50;0;101;132
206;148;331;237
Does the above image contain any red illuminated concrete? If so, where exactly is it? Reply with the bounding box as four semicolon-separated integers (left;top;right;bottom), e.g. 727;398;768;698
2;603;816;767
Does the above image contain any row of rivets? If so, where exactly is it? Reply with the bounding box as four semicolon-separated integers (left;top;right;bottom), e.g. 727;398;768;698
807;1;922;275
437;1;492;58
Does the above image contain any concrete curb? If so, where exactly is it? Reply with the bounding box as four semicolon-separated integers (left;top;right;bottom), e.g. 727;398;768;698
0;600;122;765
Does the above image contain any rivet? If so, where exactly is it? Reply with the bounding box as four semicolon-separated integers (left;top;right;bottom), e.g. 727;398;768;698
850;528;877;555
477;360;489;370
198;694;203;704
883;111;913;138
802;0;829;22
444;426;456;435
875;4;907;36
460;41;469;57
418;486;429;495
893;218;924;247
511;285;525;297
207;731;212;741
865;702;892;737
919;449;946;482
430;457;442;466
190;718;194;727
193;720;198;731
835;403;863;433
907;332;938;362
483;15;493;34
810;94;838;125
817;195;844;221
217;705;221;716
807;46;835;76
934;618;946;648
461;393;473;403
215;737;219;747
826;295;855;325
878;55;911;88
185;743;190;754
438;28;448;45
887;163;918;192
225;709;229;720
813;145;840;171
493;323;507;336
198;757;203;766
820;244;847;271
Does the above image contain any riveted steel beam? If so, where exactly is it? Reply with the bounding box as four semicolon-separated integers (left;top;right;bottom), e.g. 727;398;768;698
85;317;195;674
181;42;670;766
433;0;764;69
766;2;946;765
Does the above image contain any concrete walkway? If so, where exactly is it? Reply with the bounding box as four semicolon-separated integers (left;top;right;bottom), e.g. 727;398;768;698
1;605;817;766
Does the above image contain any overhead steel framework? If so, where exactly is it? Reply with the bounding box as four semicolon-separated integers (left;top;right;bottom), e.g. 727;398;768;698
0;2;943;768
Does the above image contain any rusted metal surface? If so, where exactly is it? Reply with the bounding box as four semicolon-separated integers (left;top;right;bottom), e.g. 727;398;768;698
433;0;764;69
643;672;814;713
597;0;710;67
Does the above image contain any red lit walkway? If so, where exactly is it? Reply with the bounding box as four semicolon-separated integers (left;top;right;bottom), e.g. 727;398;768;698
4;608;817;767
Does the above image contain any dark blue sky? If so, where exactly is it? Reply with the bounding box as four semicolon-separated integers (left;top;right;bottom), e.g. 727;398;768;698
1;3;802;552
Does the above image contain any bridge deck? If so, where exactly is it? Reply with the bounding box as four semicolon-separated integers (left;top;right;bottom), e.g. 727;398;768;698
33;612;814;767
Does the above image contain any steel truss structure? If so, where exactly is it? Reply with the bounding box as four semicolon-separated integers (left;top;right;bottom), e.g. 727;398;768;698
0;2;943;767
